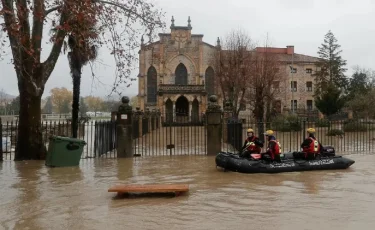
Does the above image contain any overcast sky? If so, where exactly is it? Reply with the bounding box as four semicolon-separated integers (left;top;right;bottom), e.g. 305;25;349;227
0;0;374;99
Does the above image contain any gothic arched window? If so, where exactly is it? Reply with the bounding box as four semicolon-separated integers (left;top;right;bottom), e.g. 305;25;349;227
205;67;215;96
175;63;188;85
147;66;157;103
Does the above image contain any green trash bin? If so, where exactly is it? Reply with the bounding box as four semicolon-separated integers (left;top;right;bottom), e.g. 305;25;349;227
45;136;86;167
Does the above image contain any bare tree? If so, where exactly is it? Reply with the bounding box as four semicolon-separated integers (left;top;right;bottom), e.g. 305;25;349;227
0;0;165;160
248;42;287;123
214;29;255;118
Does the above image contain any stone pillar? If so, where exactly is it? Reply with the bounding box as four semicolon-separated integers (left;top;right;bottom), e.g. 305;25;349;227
173;102;176;122
116;96;133;158
189;101;192;122
206;95;222;156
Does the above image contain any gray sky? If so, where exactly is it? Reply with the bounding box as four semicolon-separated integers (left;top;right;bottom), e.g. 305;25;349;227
0;0;374;99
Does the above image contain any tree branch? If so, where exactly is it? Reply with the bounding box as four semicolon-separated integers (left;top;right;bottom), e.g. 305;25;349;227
16;0;31;47
45;0;161;25
1;0;22;81
41;9;68;84
45;5;61;16
31;0;44;63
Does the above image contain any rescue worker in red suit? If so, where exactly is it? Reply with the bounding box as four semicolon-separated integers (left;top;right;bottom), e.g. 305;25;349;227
262;130;282;162
240;128;263;158
301;128;322;160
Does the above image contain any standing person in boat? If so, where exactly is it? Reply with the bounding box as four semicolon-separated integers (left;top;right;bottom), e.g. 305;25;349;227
301;128;323;160
262;130;282;162
240;128;263;158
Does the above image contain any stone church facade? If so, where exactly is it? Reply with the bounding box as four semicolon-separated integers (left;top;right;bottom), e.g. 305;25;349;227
137;17;218;123
137;17;321;122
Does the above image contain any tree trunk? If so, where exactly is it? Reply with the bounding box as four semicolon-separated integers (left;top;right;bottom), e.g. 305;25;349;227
15;86;46;160
72;68;81;138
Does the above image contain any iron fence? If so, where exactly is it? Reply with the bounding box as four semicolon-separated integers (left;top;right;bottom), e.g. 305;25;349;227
1;119;116;161
132;113;206;156
3;115;375;161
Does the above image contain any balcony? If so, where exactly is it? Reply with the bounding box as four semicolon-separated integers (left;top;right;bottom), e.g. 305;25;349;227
158;84;206;94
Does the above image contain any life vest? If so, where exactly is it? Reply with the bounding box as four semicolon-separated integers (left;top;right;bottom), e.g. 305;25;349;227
303;137;320;154
268;140;281;155
245;138;261;153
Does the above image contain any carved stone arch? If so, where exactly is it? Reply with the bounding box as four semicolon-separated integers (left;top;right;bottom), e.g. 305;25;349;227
163;97;173;103
205;66;215;96
166;53;198;73
166;54;198;84
147;66;158;103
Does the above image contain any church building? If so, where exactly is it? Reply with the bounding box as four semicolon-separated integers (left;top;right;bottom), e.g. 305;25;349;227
137;16;321;122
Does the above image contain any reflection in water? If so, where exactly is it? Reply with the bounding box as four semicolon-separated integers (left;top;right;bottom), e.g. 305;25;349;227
0;154;374;230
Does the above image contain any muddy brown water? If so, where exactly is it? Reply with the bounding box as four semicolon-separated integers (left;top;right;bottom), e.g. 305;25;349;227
1;154;374;230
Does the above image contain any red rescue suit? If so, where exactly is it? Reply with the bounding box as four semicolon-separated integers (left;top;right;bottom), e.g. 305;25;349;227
266;139;281;160
302;137;321;158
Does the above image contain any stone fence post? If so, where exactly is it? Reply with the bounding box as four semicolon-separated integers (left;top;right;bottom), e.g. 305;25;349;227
116;96;133;158
206;95;222;156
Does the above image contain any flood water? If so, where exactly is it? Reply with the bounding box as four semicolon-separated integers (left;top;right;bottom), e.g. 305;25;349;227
1;153;374;230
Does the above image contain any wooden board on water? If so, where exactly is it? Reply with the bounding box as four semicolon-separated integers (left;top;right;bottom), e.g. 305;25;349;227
108;184;189;196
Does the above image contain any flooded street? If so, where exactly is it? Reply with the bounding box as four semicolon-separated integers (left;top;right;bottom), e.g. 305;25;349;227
1;154;374;230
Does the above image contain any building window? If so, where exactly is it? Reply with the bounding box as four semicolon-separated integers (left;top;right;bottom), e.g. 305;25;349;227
175;63;188;85
291;100;297;111
307;100;313;111
272;81;280;92
273;100;282;114
291;81;297;92
306;81;313;92
291;68;297;73
147;66;157;103
306;68;312;74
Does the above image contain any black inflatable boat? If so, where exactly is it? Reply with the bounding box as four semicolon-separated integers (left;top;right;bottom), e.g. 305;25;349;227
215;146;355;174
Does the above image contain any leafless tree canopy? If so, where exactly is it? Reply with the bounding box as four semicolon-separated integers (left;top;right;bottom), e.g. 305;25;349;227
213;30;286;121
214;29;255;117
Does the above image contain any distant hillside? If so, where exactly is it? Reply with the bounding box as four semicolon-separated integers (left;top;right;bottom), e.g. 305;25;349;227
0;91;16;100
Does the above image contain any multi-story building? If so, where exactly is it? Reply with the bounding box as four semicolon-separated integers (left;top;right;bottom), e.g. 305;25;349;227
137;17;320;122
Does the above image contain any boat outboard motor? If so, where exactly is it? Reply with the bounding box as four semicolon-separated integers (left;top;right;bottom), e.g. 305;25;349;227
322;145;335;157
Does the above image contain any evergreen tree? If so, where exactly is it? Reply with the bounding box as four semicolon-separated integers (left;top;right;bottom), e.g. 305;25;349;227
315;82;345;117
314;30;348;90
314;30;347;116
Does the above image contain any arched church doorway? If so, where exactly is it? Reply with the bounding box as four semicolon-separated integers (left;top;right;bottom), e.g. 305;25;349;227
165;99;173;123
175;96;189;123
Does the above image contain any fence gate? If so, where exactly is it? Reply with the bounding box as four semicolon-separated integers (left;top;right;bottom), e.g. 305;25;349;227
132;114;207;156
94;121;116;158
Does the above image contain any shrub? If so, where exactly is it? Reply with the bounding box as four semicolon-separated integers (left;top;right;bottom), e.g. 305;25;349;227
271;114;302;132
315;119;330;127
326;129;344;136
343;121;367;132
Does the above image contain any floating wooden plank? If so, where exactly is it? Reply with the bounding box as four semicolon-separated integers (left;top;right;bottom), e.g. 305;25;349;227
108;184;189;197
